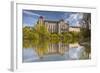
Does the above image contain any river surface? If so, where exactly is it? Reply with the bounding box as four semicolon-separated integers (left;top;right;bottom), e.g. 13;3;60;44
23;41;91;62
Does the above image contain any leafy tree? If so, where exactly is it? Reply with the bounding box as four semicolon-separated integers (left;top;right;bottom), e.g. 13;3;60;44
79;13;91;43
23;26;31;39
34;23;50;40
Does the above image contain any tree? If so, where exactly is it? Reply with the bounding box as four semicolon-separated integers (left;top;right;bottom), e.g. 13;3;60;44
23;26;31;39
79;13;91;42
81;13;91;30
34;22;50;40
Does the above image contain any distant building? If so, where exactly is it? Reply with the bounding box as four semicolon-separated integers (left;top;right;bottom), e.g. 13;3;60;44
69;26;80;32
37;16;80;33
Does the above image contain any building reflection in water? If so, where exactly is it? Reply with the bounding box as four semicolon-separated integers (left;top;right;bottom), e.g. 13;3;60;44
23;42;90;62
34;42;69;59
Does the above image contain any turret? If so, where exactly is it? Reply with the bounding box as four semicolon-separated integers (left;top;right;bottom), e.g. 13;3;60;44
38;16;44;25
58;19;65;34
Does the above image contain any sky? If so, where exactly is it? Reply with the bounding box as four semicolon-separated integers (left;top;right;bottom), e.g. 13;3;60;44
22;10;85;27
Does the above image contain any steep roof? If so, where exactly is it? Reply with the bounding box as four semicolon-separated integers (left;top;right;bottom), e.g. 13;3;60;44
44;20;59;23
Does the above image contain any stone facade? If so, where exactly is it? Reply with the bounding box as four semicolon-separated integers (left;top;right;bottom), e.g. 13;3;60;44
37;16;80;33
37;16;69;34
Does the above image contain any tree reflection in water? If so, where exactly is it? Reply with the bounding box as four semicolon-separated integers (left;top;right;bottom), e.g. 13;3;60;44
23;39;91;62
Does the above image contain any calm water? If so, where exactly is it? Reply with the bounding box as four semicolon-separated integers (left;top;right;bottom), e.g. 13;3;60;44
22;41;91;62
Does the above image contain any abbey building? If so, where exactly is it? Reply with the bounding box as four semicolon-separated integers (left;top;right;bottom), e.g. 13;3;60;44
37;16;80;33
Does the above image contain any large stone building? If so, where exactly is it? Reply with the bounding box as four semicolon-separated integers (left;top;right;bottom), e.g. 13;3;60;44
37;16;80;33
37;16;69;34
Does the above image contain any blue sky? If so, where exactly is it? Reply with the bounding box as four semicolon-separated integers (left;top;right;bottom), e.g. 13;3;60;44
23;10;84;27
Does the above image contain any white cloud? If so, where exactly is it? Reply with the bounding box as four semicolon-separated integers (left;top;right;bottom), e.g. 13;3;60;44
23;23;33;27
67;13;83;21
64;13;83;26
23;11;41;17
70;14;78;19
76;21;81;27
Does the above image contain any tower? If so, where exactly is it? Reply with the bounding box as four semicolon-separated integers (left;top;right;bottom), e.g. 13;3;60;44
38;16;44;25
58;19;64;34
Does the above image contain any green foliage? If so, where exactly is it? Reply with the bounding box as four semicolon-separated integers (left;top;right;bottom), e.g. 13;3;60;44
79;28;91;42
35;23;50;40
23;27;32;40
23;23;89;45
23;25;81;44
